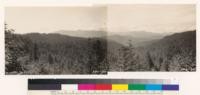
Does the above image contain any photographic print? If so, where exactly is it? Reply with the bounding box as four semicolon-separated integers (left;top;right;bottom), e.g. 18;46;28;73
5;5;196;75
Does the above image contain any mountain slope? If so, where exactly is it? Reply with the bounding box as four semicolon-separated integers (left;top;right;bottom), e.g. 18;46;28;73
146;30;196;71
6;32;124;74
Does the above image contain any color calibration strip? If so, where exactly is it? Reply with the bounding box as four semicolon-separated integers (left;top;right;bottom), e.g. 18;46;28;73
28;79;179;91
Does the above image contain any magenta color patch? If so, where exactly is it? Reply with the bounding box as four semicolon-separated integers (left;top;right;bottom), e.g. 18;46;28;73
78;84;96;90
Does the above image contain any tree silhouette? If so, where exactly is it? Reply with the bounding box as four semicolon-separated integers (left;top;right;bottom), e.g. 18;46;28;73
5;23;23;72
33;43;39;61
48;54;54;64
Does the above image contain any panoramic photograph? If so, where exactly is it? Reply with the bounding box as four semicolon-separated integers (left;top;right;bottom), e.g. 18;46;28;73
5;5;196;75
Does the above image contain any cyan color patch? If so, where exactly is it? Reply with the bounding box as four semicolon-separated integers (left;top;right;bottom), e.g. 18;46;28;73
145;84;162;90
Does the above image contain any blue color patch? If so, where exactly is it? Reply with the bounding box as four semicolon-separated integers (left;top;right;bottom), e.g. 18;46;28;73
162;85;179;90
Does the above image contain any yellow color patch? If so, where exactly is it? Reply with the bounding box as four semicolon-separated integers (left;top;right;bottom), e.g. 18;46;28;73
112;84;128;90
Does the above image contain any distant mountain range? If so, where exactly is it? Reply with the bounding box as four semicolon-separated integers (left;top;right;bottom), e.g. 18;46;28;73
107;31;166;46
55;30;107;38
55;30;167;46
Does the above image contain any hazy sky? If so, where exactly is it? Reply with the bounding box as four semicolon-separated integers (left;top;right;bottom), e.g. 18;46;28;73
6;7;107;34
6;5;195;34
107;4;196;33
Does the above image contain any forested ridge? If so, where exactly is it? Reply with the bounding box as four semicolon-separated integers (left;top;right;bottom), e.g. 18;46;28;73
5;25;196;74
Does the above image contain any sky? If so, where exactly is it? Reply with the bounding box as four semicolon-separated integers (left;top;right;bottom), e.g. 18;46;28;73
5;5;195;34
107;4;196;33
5;7;107;34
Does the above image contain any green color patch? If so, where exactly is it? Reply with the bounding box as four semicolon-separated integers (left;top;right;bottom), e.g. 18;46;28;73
128;84;145;90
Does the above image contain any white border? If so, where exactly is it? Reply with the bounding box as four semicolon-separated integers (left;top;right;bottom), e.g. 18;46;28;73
0;1;199;95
